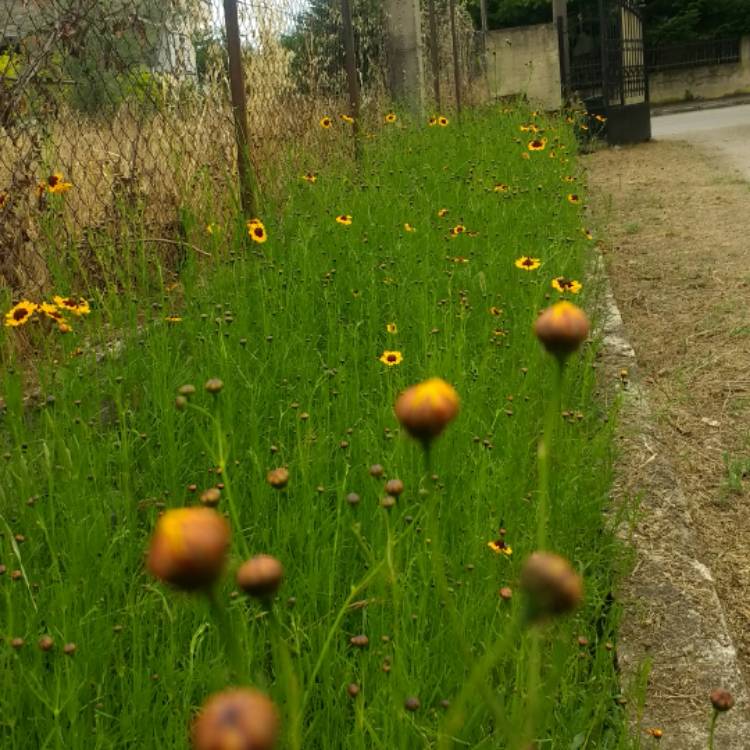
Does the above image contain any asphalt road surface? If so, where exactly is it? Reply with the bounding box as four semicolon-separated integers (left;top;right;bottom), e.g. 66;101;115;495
651;103;750;179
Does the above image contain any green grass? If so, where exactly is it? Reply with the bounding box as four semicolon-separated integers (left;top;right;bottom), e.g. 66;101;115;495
0;106;634;749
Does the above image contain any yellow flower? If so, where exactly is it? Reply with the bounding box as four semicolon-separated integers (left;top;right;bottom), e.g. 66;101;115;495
493;183;509;193
0;190;8;209
428;116;437;126
379;350;403;367
165;315;183;323
567;193;581;205
551;277;583;294
521;152;531;160
4;300;37;327
247;219;268;243
319;116;332;129
45;172;73;194
404;223;416;233
449;224;466;238
527;138;547;151
386;322;398;334
53;295;90;316
205;223;220;235
451;256;469;264
487;540;513;556
515;256;541;271
340;113;354;124
582;227;594;241
562;175;576;183
646;728;663;740
438;115;449;127
394;377;460;441
302;172;318;183
39;303;68;330
384;112;397;124
336;214;353;226
519;124;531;132
489;306;502;317
437;208;449;218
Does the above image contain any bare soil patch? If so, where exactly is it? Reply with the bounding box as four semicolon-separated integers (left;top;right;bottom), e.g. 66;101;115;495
586;139;750;746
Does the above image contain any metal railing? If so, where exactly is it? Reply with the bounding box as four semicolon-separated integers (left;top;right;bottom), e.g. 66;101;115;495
647;38;741;72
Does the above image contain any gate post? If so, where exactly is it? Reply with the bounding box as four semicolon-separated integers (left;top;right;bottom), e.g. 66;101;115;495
553;0;570;99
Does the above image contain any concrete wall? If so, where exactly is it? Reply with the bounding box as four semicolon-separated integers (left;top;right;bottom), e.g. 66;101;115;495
649;36;750;104
485;24;562;110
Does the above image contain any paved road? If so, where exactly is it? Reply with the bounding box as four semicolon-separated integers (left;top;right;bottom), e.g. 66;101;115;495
651;104;750;179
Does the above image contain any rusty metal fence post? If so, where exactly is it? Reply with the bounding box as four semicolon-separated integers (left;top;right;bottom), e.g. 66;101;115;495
340;0;362;160
223;0;255;219
448;0;462;116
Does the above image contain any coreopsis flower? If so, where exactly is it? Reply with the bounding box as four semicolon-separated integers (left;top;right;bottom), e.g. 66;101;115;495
4;300;37;327
247;219;268;244
236;555;284;598
394;377;459;442
520;552;583;621
379;350;403;367
514;256;541;271
533;301;590;358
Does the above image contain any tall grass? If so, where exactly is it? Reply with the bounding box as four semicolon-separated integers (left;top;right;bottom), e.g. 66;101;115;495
0;105;635;749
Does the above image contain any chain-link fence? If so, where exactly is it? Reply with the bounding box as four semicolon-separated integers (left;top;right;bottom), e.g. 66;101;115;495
0;0;483;296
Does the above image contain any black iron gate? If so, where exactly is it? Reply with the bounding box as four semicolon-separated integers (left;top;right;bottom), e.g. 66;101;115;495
564;0;651;145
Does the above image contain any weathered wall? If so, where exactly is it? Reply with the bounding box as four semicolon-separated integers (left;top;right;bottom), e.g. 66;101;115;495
649;36;750;104
484;24;562;110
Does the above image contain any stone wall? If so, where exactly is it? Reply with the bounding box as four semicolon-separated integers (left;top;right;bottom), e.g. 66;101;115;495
484;24;562;110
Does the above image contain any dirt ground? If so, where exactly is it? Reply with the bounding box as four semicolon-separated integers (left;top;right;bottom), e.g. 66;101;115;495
586;139;750;746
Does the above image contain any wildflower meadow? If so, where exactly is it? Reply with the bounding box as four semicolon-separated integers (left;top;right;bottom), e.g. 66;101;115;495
1;106;643;748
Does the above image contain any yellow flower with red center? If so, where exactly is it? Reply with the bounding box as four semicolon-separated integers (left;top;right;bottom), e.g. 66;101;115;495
301;172;317;183
449;224;466;238
379;350;403;367
562;175;576;183
488;539;513;556
582;227;594;240
39;302;64;322
428;116;437;126
340;113;354;124
165;315;183;324
4;300;37;327
438;115;449;127
404;223;416;233
552;277;583;294
494;183;509;193
319;116;332;129
567;193;581;205
489;306;502;316
336;214;352;226
386;322;397;334
515;256;541;271
45;172;73;194
528;138;547;151
247;218;268;243
394;377;459;442
437;208;449;218
384;112;397;124
451;256;469;264
519;124;531;132
53;295;90;316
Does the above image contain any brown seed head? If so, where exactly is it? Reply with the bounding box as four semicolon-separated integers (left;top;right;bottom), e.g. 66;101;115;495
346;683;360;698
178;384;197;397
533;302;590;358
710;688;735;713
192;688;279;750
350;634;369;648
384;479;404;496
520;552;583;620
204;378;224;394
369;464;384;478
38;635;54;652
200;488;221;507
236;555;284;598
346;492;360;506
266;467;289;490
63;642;77;656
147;507;230;590
499;586;513;601
11;637;24;650
404;696;421;712
394;378;459;442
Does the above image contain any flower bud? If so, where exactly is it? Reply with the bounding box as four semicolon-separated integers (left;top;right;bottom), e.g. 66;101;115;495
192;688;279;750
710;688;735;713
236;555;284;598
533;302;590;358
266;467;289;490
147;507;230;590
394;378;459;442
520;552;583;620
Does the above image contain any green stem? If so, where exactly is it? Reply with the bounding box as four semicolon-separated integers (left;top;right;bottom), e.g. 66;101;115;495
519;629;542;750
269;607;301;750
537;359;563;551
207;589;246;683
708;709;718;750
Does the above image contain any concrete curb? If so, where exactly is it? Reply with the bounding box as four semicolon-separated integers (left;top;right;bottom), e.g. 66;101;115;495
594;255;750;749
652;94;750;118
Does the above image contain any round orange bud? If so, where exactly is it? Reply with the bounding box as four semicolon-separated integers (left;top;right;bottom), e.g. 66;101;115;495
266;467;289;490
236;555;284;598
520;552;583;620
192;688;279;750
394;377;459;442
533;301;590;358
147;507;230;590
710;688;735;713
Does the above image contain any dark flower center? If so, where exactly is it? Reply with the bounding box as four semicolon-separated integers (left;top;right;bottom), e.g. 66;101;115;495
13;307;28;321
48;175;60;187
